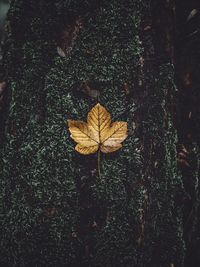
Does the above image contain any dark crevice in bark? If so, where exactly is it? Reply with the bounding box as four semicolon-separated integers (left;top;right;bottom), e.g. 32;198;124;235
139;1;185;266
175;1;200;267
0;1;9;145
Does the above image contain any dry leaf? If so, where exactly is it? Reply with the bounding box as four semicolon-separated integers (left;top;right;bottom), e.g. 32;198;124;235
79;82;100;99
187;9;198;22
67;103;128;155
57;46;66;58
143;25;151;31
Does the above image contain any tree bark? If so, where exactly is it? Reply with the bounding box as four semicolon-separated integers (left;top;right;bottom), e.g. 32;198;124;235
0;1;187;266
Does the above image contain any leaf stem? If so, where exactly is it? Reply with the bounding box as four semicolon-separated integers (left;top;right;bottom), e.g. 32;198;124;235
97;149;101;179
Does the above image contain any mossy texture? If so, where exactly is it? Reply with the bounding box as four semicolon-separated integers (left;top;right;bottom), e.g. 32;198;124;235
0;0;185;266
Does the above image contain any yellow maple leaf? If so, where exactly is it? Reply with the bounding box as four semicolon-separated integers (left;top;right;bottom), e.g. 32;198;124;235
67;103;128;155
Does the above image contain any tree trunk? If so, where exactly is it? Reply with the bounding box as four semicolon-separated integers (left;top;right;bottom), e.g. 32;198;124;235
0;0;187;266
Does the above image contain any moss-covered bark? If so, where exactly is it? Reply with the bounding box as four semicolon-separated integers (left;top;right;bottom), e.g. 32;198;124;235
0;0;185;266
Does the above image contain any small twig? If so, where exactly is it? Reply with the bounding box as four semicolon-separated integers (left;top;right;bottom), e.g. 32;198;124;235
97;149;101;179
